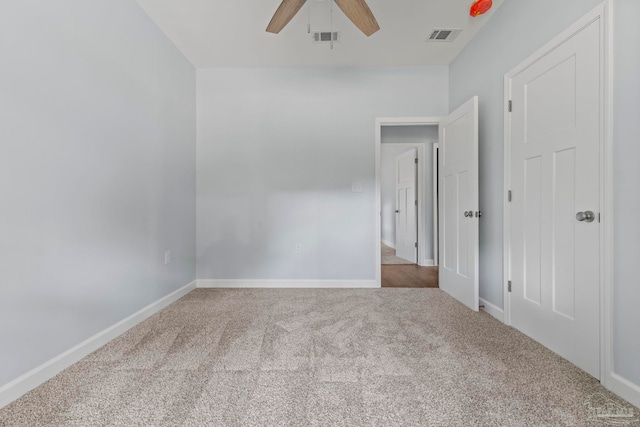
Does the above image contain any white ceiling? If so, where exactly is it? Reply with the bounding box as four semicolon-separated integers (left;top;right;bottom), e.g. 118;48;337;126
136;0;506;68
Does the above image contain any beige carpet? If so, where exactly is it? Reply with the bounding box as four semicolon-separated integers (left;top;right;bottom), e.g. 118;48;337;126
381;243;414;265
1;288;638;426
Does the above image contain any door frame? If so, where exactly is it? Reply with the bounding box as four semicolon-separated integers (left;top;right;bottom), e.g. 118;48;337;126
433;142;440;266
502;2;613;385
375;117;442;287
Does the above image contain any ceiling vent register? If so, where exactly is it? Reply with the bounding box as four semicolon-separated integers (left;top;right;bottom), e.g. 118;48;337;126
426;28;462;42
312;31;340;43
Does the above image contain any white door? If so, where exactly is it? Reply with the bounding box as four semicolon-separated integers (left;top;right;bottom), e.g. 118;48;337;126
395;149;417;263
508;17;601;378
439;97;479;311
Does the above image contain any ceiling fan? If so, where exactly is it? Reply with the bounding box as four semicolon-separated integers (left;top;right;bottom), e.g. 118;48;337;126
266;0;380;37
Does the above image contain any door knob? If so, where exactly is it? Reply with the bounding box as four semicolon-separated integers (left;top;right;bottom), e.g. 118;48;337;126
576;211;595;222
464;211;472;217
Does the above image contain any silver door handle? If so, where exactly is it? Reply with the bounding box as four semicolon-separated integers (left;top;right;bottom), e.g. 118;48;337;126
576;211;595;222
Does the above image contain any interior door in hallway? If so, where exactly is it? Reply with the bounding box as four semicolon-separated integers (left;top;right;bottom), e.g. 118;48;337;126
395;149;417;263
508;16;601;378
439;97;479;311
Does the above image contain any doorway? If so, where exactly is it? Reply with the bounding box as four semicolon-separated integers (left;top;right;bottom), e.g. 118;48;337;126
377;122;439;288
375;101;479;300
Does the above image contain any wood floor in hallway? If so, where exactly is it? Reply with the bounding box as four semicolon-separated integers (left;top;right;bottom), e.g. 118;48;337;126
381;265;439;288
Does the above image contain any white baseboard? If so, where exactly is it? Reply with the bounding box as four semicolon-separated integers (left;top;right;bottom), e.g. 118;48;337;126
479;298;504;323
421;259;435;267
609;372;640;409
197;279;379;289
381;240;395;249
0;280;196;410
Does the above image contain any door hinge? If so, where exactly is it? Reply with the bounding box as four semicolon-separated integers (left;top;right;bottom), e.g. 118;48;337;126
415;242;418;248
415;158;418;164
508;280;512;292
508;190;512;202
415;199;418;206
508;100;513;112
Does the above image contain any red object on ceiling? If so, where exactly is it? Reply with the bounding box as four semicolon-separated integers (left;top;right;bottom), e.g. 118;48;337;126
470;0;493;17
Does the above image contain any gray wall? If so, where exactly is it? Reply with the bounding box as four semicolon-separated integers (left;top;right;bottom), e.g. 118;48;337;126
197;67;448;280
612;0;640;387
380;125;439;261
450;0;640;387
0;0;196;387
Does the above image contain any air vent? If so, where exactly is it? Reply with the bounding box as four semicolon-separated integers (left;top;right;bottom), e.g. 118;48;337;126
312;31;340;44
426;28;462;42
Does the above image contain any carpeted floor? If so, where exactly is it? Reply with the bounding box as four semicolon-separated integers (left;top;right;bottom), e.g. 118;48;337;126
1;288;638;426
381;243;414;265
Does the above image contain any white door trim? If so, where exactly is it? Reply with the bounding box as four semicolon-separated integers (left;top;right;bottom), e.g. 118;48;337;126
433;142;439;267
375;117;442;287
503;1;612;386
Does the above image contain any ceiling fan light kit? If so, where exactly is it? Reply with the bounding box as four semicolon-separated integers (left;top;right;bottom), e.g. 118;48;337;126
266;0;379;37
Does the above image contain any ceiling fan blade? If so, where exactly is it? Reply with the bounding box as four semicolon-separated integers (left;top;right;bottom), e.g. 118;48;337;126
334;0;380;37
266;0;308;34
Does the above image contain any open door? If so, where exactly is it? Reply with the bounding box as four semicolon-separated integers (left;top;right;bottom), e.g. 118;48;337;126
438;97;479;311
395;149;418;263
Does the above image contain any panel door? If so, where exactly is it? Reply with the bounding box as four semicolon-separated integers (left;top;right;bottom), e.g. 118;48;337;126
509;17;601;378
395;149;417;263
439;97;479;311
